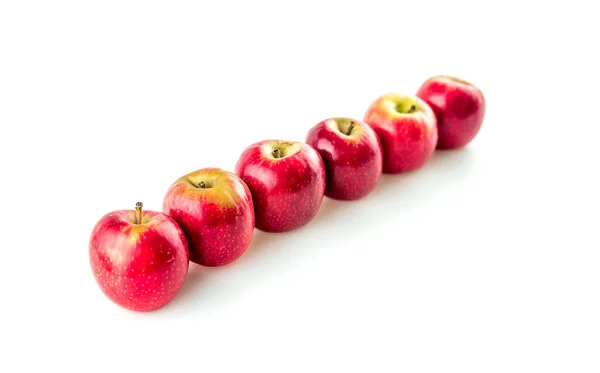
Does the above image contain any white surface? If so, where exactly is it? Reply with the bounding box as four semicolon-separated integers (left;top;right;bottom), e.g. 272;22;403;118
1;1;599;372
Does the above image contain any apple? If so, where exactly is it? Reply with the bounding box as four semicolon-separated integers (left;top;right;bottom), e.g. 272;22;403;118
306;117;383;200
163;168;254;267
89;202;189;312
234;140;326;233
363;93;438;173
416;75;486;149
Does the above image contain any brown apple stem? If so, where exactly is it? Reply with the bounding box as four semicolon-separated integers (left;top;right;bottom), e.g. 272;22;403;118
346;121;355;135
198;181;206;188
408;105;417;113
135;202;143;224
272;148;281;159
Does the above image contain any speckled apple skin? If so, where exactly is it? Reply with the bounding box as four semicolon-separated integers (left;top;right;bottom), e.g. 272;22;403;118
163;168;255;267
306;118;383;200
416;76;486;149
89;210;189;312
234;140;326;233
364;94;438;173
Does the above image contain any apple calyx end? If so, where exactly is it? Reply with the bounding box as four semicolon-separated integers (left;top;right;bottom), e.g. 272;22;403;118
394;100;420;115
267;141;302;160
329;118;359;137
192;179;214;189
346;120;355;136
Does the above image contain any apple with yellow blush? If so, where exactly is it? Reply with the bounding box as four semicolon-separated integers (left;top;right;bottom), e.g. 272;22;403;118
235;140;326;233
306;117;382;200
416;75;486;149
363;93;438;173
163;168;255;267
89;202;189;312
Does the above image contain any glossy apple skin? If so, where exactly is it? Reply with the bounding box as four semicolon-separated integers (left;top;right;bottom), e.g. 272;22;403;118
416;76;486;149
163;168;254;267
89;209;189;312
234;140;326;233
364;94;438;173
306;118;383;200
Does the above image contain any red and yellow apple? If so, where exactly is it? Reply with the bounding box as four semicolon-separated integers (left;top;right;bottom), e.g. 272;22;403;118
234;140;326;233
306;117;382;200
163;168;254;267
89;202;189;312
363;93;438;173
416;75;486;149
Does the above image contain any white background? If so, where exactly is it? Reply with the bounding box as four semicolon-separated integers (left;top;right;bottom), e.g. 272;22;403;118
1;1;599;372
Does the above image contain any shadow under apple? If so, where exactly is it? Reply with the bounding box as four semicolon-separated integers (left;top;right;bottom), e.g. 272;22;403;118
164;146;477;312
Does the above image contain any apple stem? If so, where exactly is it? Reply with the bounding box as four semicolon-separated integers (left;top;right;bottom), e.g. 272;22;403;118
272;148;281;159
198;181;206;188
135;202;143;224
408;105;416;113
346;121;355;135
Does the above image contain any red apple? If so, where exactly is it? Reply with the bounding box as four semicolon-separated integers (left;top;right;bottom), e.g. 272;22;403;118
306;117;383;200
363;93;438;173
416;75;486;149
163;168;254;267
89;202;189;312
234;140;326;233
